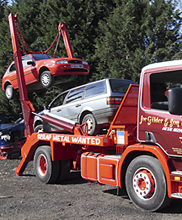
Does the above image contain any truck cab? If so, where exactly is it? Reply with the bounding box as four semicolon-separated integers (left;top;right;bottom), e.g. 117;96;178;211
138;60;182;163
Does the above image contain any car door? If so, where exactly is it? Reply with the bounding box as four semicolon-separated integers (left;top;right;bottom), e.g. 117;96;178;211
7;62;17;88
61;87;85;122
22;56;37;84
49;91;69;117
44;91;69;132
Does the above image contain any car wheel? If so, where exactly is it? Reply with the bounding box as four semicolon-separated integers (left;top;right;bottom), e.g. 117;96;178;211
82;113;97;135
34;145;60;184
34;124;43;133
125;155;170;211
5;85;14;100
40;70;54;88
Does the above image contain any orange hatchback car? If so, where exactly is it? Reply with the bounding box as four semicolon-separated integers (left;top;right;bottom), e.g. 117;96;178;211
2;53;90;99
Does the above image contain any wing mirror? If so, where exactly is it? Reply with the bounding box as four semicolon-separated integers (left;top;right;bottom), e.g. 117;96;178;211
27;60;35;65
168;87;182;115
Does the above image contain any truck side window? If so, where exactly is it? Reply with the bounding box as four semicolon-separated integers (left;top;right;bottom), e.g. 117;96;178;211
150;82;168;110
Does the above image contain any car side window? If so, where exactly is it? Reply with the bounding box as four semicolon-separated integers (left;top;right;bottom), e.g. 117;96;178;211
9;63;16;72
66;87;85;104
85;81;106;98
22;56;33;68
50;92;68;108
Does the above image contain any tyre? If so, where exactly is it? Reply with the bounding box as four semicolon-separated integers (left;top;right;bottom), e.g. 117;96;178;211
34;145;60;184
82;113;97;135
125;155;170;211
10;130;22;142
56;160;70;183
40;70;54;88
34;124;43;133
5;85;14;100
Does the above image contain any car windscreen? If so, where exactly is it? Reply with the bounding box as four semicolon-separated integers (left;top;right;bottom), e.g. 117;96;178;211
32;54;53;60
109;79;137;93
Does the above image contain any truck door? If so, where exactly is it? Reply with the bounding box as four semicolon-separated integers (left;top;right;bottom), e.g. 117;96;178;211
138;69;182;157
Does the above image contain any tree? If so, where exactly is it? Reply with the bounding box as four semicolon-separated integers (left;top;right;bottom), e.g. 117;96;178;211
92;0;182;83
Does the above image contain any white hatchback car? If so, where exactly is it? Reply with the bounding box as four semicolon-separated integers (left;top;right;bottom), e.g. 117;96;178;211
34;78;137;135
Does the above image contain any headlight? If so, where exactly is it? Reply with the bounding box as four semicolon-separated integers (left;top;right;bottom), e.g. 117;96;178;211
82;61;88;65
56;60;68;64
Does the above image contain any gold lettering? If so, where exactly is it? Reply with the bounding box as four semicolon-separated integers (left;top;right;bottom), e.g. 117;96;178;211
139;115;147;124
169;119;180;128
164;118;168;127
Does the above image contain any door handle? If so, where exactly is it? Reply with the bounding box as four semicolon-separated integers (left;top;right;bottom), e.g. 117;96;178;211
57;109;62;112
76;104;81;107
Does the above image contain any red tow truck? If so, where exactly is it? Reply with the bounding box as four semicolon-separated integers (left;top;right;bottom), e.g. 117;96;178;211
7;13;182;211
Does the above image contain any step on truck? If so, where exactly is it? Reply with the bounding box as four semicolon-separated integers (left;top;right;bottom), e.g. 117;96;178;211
8;13;182;211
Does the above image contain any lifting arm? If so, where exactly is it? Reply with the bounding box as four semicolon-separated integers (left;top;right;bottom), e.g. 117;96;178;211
58;23;74;58
8;13;35;137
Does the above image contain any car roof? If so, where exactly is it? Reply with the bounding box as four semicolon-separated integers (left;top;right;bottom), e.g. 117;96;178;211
54;78;137;99
63;78;136;92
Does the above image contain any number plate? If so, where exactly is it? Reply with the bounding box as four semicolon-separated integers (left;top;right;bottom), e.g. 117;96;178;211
71;64;83;68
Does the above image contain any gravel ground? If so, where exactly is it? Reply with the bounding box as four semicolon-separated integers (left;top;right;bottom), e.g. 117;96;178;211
1;159;182;220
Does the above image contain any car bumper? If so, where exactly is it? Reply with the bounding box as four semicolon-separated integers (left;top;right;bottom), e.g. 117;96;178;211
51;64;90;76
93;107;118;126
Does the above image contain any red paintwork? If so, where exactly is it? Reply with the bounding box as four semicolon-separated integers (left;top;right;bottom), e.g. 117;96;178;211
107;84;139;137
0;140;24;160
2;14;90;92
39;155;47;174
2;54;90;91
8;13;35;137
58;23;74;58
138;64;182;158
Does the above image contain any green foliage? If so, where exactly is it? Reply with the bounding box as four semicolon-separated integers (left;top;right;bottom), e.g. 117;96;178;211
0;0;181;122
93;0;182;83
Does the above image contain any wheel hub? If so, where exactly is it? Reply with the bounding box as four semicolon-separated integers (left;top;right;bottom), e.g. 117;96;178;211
133;169;155;199
86;118;93;131
42;74;49;85
6;88;11;98
39;154;47;175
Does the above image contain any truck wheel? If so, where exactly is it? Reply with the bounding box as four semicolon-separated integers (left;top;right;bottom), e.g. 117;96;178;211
57;160;70;183
34;145;60;184
40;70;54;88
5;85;14;100
82;113;97;135
125;155;170;211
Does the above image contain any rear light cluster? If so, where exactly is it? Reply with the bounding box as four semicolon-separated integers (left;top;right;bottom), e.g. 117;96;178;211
107;97;122;106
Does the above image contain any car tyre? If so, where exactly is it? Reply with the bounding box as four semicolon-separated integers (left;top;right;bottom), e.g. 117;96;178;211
82;113;97;135
34;124;43;133
40;70;54;88
5;85;14;100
